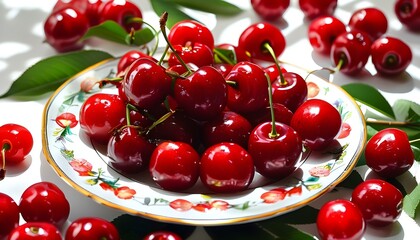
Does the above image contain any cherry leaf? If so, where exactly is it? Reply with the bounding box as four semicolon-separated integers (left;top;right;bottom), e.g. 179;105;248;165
0;50;114;98
341;83;395;119
169;0;243;15
403;184;420;218
112;214;195;239
213;48;237;65
393;99;420;122
150;0;197;28
82;21;155;46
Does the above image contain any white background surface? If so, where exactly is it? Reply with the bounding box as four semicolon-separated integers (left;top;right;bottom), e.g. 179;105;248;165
0;0;419;239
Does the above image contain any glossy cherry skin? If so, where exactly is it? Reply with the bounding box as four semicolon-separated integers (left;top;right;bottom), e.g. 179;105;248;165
117;50;152;76
99;0;143;32
298;0;337;20
79;93;126;145
65;217;120;240
149;141;200;191
8;222;62;240
173;66;228;121
365;128;414;178
168;20;214;49
202;110;253;149
264;64;287;84
44;7;89;52
290;99;342;151
330;30;372;75
251;0;290;21
238;23;286;62
371;36;413;76
248;122;302;180
167;43;214;68
0;193;19;239
348;7;388;41
308;16;346;55
215;43;251;63
0;123;33;164
147;112;200;148
144;231;182;240
53;0;104;26
19;182;70;227
107;126;155;174
123;58;172;110
271;72;308;112
395;0;420;31
351;179;403;227
200;142;254;193
225;61;268;114
245;103;294;127
317;199;366;240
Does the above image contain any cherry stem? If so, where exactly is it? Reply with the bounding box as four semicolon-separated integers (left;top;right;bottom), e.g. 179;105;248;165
213;48;235;65
126;17;160;56
366;118;420;127
145;110;174;135
265;73;279;139
263;42;286;85
1;145;8;180
159;12;192;75
409;138;420;144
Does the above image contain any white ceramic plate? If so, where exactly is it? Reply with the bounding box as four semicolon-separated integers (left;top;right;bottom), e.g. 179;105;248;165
42;58;366;226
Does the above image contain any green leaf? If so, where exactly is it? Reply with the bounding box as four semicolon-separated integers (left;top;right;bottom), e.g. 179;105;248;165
150;0;197;29
130;27;156;46
412;145;420;162
205;218;314;240
337;170;364;188
83;21;128;44
0;50;114;98
341;83;395;119
393;99;420;122
213;48;237;65
112;214;195;239
403;184;420;218
169;0;243;15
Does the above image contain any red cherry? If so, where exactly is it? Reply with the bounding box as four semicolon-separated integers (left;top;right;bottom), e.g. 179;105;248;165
308;16;346;55
123;58;172;110
215;43;251;63
298;0;337;20
244;103;294;127
0;193;19;239
202;110;253;149
79;93;127;145
173;66;228;121
149;141;200;191
200;142;254;193
0;123;33;165
8;222;62;240
290;99;342;151
99;0;143;32
351;179;403;227
348;7;388;41
225;61;268;114
44;7;89;52
271;72;308;112
107;126;155;174
371;36;412;76
264;64;287;84
251;0;290;21
248;122;302;179
395;0;420;31
167;43;214;68
330;30;372;75
168;20;214;49
117;50;152;76
316;199;366;240
53;0;104;26
365;128;414;178
238;22;286;62
19;182;70;227
65;217;120;240
144;231;182;240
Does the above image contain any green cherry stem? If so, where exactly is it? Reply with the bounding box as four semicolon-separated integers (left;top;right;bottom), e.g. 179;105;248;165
126;17;160;56
263;42;286;85
265;73;279;139
366;118;420;127
159;12;192;75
